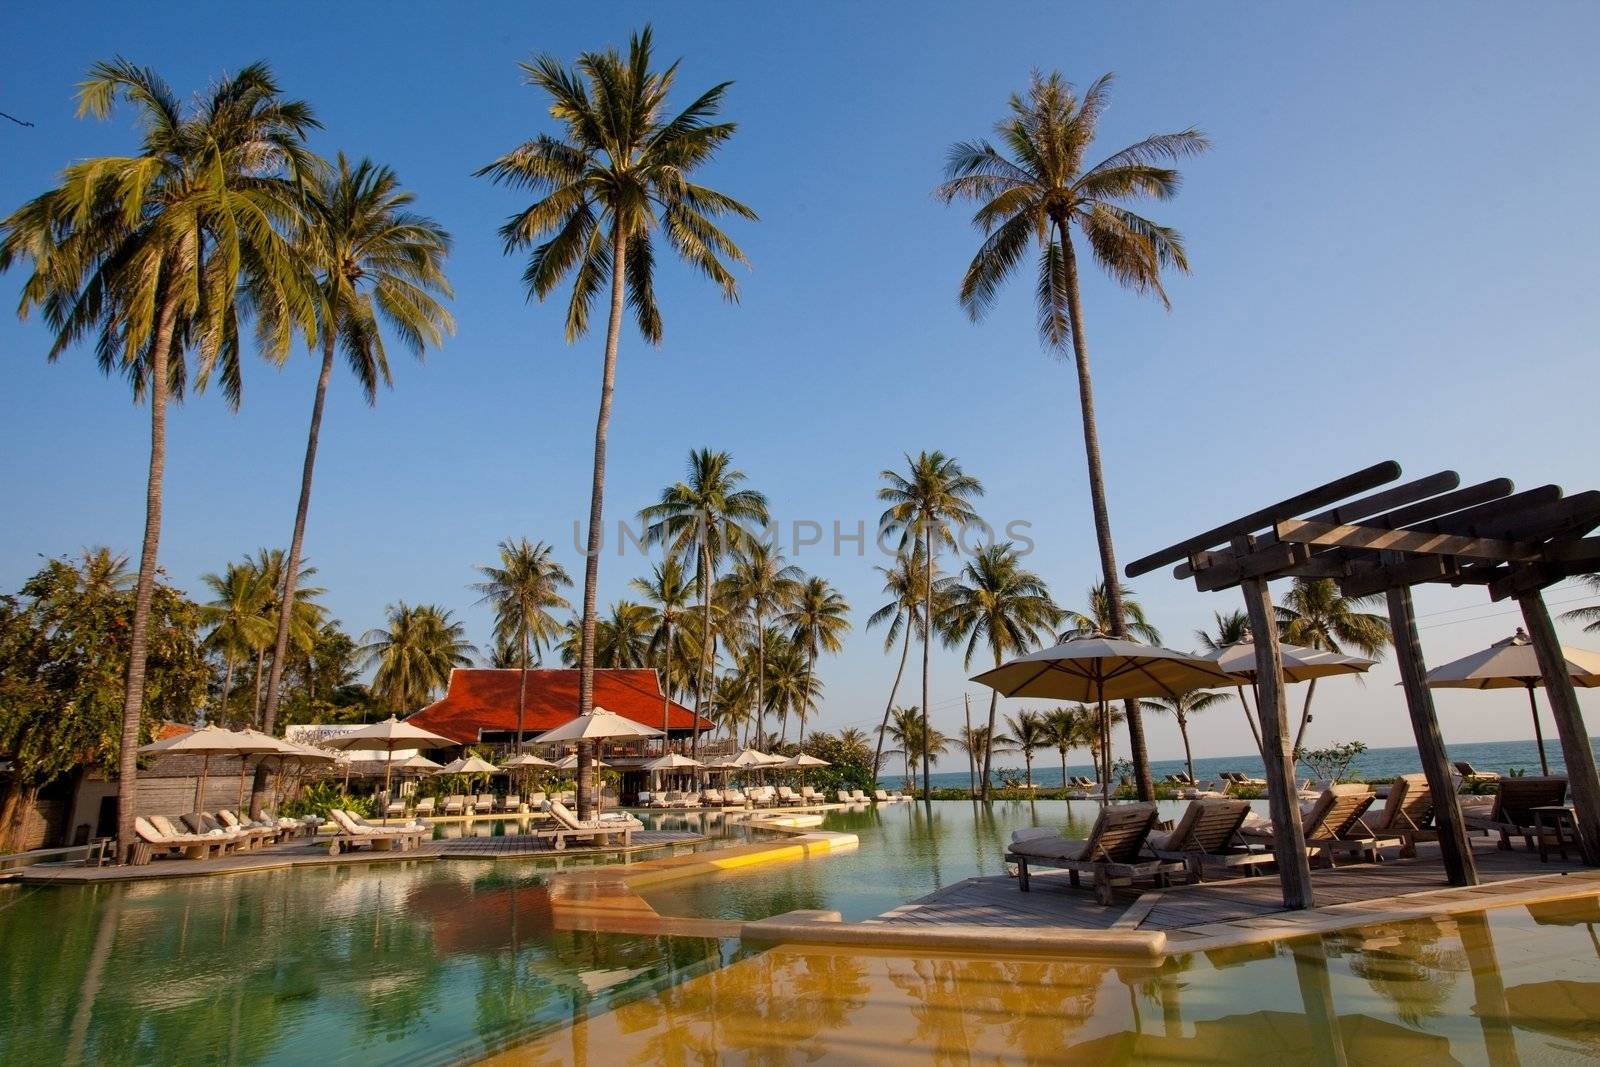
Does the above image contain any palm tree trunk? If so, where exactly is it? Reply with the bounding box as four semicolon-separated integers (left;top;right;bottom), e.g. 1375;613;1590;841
575;226;629;821
1060;749;1068;795
1179;716;1195;782
921;526;933;800
516;632;530;754
1237;685;1265;760
1024;753;1033;790
753;609;765;748
980;659;1000;801
252;649;266;728
693;541;712;760
872;623;911;780
116;295;178;862
797;655;815;749
220;654;236;725
1291;677;1318;754
660;616;672;753
964;694;975;797
252;329;337;813
1058;220;1152;803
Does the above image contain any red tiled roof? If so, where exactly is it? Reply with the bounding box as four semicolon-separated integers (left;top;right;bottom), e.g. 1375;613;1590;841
404;668;709;744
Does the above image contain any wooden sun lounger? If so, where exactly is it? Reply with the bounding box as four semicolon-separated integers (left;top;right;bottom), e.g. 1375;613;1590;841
1462;776;1568;850
1335;772;1434;859
536;801;641;850
1145;798;1268;880
181;812;259;850
1006;803;1183;904
414;797;436;818
132;817;230;863
326;809;426;855
443;794;466;816
1240;785;1380;866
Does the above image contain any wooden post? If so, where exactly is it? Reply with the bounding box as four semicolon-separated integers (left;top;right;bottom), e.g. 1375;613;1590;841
1239;570;1316;909
1518;592;1600;865
1385;583;1478;886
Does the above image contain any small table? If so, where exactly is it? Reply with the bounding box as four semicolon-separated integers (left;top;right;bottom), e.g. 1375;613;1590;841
1530;805;1578;862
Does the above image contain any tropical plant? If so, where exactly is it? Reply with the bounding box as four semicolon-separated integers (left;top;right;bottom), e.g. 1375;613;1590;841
472;538;572;751
1559;575;1600;634
559;601;657;669
197;561;273;725
258;153;453;764
478;27;755;817
1058;581;1161;644
1296;739;1369;783
1041;704;1097;791
1144;689;1230;783
941;543;1060;798
955;724;1015;795
1004;710;1049;789
784;575;850;747
245;548;326;726
1277;578;1392;750
763;633;821;744
641;449;769;757
0;60;319;856
886;706;949;792
1195;608;1264;758
720;542;802;751
937;71;1207;803
361;603;475;711
878;450;984;797
866;544;944;783
631;557;697;744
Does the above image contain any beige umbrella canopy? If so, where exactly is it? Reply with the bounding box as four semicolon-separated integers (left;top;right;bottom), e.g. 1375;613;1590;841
643;752;703;771
531;707;662;744
440;755;500;775
555;753;611;771
781;753;831;769
1205;641;1377;683
321;716;456;797
501;752;557;769
394;754;445;774
1425;628;1600;775
139;726;282;811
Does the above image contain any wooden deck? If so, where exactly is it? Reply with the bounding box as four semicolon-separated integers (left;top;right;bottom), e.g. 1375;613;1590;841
870;838;1589;935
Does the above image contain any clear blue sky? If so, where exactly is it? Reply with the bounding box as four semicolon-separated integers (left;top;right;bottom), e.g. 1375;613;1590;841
4;3;1598;767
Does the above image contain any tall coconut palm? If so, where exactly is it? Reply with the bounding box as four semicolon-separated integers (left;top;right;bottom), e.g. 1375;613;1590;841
1276;578;1392;751
641;449;769;758
937;72;1208;803
245;548;327;728
630;557;697;745
478;28;754;819
764;634;820;745
887;706;949;794
955;724;1015;795
559;602;657;669
865;544;943;782
362;603;475;711
878;451;984;797
1058;581;1162;644
1560;575;1600;634
784;576;850;748
1195;609;1265;759
1;60;319;857
1145;689;1231;783
1041;704;1096;792
721;542;802;753
258;154;452;759
941;543;1061;799
1004;710;1048;790
198;561;273;726
473;539;572;751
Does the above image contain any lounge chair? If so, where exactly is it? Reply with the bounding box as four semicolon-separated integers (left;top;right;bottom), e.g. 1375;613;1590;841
132;817;230;863
443;794;466;816
217;809;283;846
1454;761;1502;784
777;786;804;806
836;789;852;804
1463;776;1568;850
873;789;892;803
1145;798;1269;881
1240;784;1378;866
1222;771;1265;788
1342;772;1435;858
472;794;495;815
413;797;436;818
889;789;906;801
536;800;641;850
526;791;547;811
499;794;522;814
385;798;407;818
724;787;747;806
1006;803;1182;904
849;789;869;803
326;809;426;855
701;788;724;806
800;786;820;804
181;811;259;850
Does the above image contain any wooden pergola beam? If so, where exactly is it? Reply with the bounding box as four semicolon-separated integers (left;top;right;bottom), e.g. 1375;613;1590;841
1275;519;1542;563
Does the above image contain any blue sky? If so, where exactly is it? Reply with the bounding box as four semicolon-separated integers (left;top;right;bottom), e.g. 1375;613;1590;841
4;3;1598;767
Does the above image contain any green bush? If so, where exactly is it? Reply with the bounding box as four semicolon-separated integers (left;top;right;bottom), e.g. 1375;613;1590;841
281;779;376;819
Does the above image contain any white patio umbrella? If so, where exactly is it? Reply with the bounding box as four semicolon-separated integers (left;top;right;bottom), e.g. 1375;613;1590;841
972;636;1239;800
644;751;703;792
554;753;612;771
394;754;445;774
501;752;557;769
534;708;661;816
780;752;830;785
1425;628;1600;776
1203;640;1376;758
321;716;456;799
138;726;282;811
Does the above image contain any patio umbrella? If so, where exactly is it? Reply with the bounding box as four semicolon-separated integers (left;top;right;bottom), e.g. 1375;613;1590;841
1204;639;1376;758
554;753;611;771
227;728;309;810
501;751;556;793
972;636;1238;800
780;751;830;785
394;754;445;774
530;707;662;743
644;751;703;792
321;716;456;799
1424;628;1600;775
138;726;282;811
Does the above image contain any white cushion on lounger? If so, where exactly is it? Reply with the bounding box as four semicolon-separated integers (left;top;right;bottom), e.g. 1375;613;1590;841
1010;835;1088;861
1011;827;1055;844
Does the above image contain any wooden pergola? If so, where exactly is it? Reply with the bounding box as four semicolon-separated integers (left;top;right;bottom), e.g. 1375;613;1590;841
1126;461;1600;909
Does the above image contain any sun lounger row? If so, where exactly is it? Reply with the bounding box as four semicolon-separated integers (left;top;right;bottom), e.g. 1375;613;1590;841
132;809;314;864
326;809;429;855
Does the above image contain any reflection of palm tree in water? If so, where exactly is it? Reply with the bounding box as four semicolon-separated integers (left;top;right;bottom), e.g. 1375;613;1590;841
1331;918;1466;1027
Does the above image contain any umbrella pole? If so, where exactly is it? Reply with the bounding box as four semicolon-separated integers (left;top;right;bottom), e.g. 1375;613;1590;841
238;757;249;812
1528;685;1551;776
1098;688;1110;805
196;754;209;812
385;748;395;818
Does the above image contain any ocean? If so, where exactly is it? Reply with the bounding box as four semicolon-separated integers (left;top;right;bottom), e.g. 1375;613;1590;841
879;736;1594;790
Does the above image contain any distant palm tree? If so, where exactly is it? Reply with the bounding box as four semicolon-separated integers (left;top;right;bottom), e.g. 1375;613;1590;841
937;72;1207;804
560;602;656;669
955;724;1016;795
1145;689;1231;782
1560;575;1600;634
1041;705;1096;791
478;28;755;818
631;557;697;744
941;543;1061;799
473;539;572;751
721;543;802;750
866;544;944;782
710;673;752;743
887;706;948;794
878;450;984;797
363;603;475;711
642;449;770;758
258;154;453;756
1058;581;1162;644
764;634;821;745
1;60;319;855
784;576;850;747
1195;609;1264;759
248;549;326;727
198;561;273;725
1005;710;1051;789
1277;578;1392;751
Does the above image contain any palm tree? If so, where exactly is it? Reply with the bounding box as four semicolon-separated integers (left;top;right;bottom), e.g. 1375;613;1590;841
1;60;319;857
710;673;751;744
1195;609;1265;759
1041;705;1096;792
887;707;951;795
248;549;326;727
763;633;821;745
1145;689;1231;782
473;539;572;751
478;28;755;819
866;545;943;782
559;602;658;669
721;543;802;752
641;449;770;758
878;451;984;797
630;557;697;745
198;561;273;726
1058;581;1162;644
784;576;850;747
937;72;1208;804
1277;578;1392;751
362;603;475;711
941;543;1061;800
1004;710;1048;789
955;724;1015;796
1560;575;1600;634
258;154;453;753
